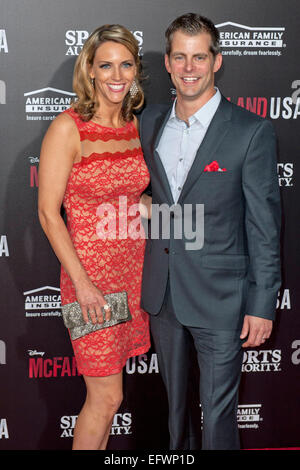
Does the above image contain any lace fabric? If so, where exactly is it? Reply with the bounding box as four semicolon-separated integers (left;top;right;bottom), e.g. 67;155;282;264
60;107;150;376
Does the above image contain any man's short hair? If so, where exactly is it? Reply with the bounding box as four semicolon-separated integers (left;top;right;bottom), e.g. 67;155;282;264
165;13;220;57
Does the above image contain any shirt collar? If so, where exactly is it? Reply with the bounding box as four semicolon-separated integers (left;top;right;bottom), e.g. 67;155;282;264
169;87;221;128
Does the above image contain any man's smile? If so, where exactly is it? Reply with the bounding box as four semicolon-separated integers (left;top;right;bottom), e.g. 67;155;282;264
181;77;200;85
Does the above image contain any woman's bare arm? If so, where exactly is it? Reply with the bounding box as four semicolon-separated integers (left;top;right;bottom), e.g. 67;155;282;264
38;113;110;323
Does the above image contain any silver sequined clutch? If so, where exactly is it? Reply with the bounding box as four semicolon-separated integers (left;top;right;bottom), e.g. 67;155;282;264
61;291;131;340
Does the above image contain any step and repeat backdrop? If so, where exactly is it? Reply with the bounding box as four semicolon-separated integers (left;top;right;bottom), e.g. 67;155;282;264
0;0;299;450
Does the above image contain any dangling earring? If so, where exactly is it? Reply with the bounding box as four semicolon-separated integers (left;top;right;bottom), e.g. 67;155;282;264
129;79;138;98
90;77;95;88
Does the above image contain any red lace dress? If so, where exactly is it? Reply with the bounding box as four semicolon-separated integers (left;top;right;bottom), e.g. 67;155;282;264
60;107;150;376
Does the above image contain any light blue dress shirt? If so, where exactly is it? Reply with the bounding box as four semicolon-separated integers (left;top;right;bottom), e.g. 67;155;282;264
156;88;222;203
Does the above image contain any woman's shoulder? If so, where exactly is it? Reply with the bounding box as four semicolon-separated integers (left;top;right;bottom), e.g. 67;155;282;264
49;108;80;135
41;109;81;151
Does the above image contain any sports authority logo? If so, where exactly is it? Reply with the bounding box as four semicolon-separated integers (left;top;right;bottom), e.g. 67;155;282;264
60;412;132;437
217;21;286;56
237;404;262;430
277;164;294;188
110;413;132;436
242;349;281;373
23;286;61;318
65;30;144;56
24;87;75;121
60;416;78;437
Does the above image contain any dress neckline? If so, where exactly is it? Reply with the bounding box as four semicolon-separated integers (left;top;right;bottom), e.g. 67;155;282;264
89;118;131;131
67;107;133;131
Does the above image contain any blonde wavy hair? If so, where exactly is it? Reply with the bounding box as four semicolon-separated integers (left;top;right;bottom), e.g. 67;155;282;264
72;24;144;122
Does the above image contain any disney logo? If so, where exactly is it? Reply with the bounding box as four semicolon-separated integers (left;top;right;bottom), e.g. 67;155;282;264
28;349;45;357
28;156;40;164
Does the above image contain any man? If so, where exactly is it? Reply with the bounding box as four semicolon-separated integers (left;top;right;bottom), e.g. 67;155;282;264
139;13;281;450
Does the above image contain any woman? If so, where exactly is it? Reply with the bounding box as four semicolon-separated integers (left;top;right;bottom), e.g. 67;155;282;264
38;24;151;450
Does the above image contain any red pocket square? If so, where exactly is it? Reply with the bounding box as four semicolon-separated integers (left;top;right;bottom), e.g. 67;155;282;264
204;160;227;172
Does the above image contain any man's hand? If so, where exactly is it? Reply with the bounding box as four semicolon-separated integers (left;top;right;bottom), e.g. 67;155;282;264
240;315;273;348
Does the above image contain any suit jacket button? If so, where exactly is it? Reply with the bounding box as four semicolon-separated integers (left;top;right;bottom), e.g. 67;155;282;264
164;248;169;254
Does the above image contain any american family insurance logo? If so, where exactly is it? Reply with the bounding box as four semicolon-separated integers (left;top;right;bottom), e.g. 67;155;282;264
216;21;286;57
200;403;262;430
24;87;75;121
237;404;262;430
23;286;62;318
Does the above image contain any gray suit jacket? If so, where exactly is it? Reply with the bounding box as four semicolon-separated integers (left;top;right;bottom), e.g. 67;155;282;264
140;96;281;330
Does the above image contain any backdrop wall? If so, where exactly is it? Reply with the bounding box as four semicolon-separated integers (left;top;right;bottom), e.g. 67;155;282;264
0;0;299;450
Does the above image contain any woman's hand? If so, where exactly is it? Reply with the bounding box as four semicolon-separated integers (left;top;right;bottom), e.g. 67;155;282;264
139;193;152;219
74;276;111;324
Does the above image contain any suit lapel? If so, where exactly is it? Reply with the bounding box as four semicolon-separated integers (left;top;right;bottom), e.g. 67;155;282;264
151;107;175;204
177;96;232;204
153;107;172;151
